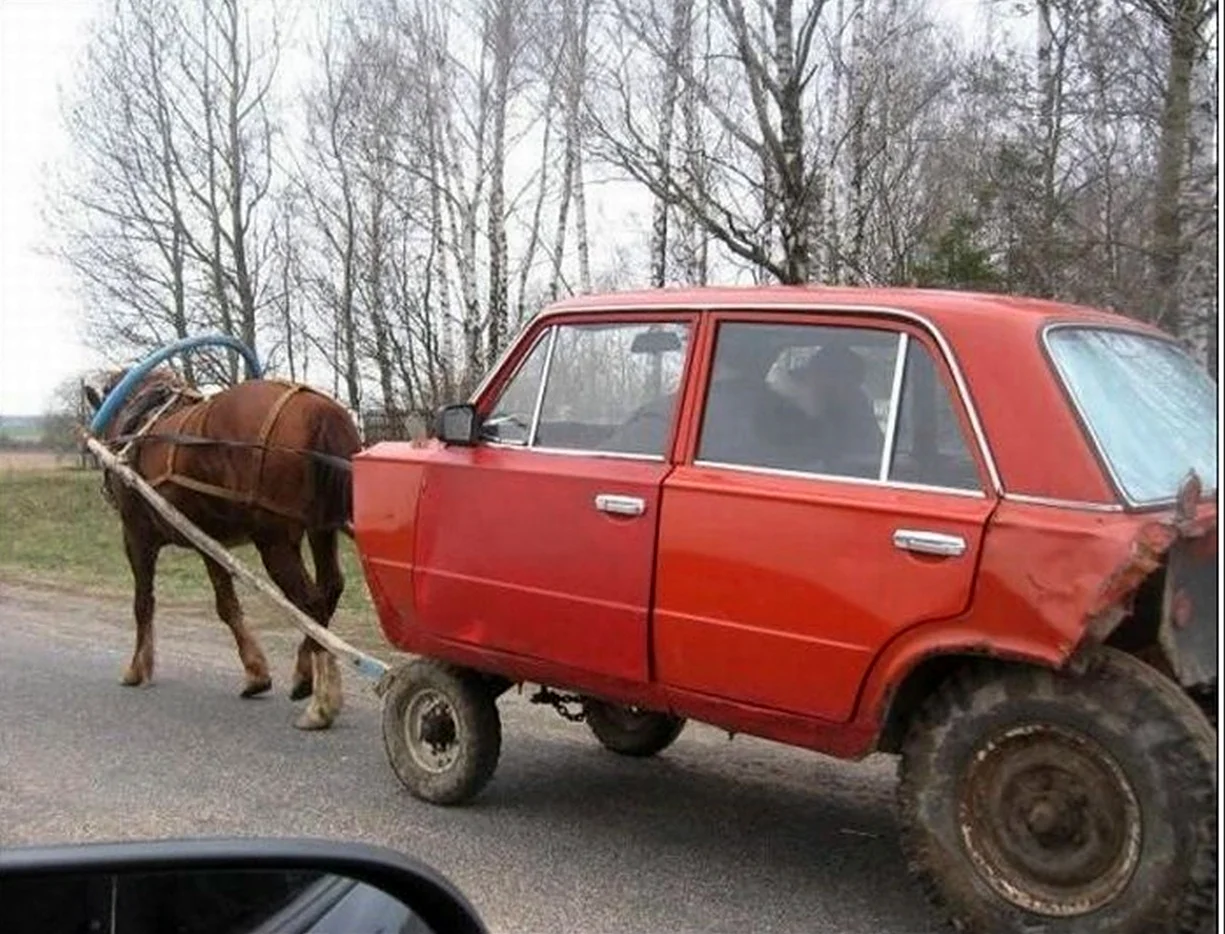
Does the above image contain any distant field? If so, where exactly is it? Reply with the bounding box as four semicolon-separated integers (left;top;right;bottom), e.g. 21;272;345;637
0;415;45;443
0;468;383;651
0;450;73;471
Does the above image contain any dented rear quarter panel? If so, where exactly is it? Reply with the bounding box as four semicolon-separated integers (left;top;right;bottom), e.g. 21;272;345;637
852;496;1219;739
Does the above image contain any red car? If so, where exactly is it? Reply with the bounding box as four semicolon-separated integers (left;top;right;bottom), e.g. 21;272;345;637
352;286;1217;934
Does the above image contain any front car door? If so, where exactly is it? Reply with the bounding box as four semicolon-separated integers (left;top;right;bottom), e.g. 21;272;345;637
413;313;694;687
654;311;998;722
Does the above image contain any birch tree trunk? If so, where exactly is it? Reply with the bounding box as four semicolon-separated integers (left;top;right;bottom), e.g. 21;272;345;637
1145;0;1209;334
485;0;515;366
570;0;593;293
845;0;868;282
649;0;693;286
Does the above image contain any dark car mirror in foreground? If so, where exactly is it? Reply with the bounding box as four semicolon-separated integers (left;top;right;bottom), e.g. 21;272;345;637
434;403;480;446
0;836;488;934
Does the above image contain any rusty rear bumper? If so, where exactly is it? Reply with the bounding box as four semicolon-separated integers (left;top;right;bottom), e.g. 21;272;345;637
1083;473;1217;694
1160;528;1217;690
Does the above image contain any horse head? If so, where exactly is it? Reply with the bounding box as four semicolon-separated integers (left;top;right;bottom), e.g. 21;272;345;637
82;368;129;414
83;366;197;438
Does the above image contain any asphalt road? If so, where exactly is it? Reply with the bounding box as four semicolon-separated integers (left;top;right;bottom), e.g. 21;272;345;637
0;580;945;934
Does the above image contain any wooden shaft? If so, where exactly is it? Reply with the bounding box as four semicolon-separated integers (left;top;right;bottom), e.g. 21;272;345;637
85;435;390;686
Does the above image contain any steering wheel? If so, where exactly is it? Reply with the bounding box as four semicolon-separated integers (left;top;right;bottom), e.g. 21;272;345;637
600;409;668;453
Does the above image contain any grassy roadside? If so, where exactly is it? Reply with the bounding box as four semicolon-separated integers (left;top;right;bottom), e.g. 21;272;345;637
0;468;386;652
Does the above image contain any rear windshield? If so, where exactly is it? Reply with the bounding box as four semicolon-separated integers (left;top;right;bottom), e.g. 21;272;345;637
1046;327;1217;505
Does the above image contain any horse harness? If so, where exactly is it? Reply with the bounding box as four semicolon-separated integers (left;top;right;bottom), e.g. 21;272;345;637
106;380;348;524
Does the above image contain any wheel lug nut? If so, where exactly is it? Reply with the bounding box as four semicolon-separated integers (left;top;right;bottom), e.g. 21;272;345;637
1028;800;1058;834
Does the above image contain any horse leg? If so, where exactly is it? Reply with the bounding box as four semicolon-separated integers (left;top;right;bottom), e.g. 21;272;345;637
202;556;272;698
307;650;343;731
290;529;345;701
121;530;158;687
256;540;342;731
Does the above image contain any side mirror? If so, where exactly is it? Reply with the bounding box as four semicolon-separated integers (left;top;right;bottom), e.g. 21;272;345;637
0;837;488;934
434;403;480;446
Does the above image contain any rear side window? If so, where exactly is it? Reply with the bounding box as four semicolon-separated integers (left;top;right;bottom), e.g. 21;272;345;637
698;323;897;478
696;321;982;491
888;339;981;490
481;321;691;458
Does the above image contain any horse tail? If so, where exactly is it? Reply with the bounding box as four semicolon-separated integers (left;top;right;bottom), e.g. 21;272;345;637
308;404;362;531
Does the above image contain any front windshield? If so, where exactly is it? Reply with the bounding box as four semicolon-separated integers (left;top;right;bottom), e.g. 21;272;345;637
1045;327;1218;505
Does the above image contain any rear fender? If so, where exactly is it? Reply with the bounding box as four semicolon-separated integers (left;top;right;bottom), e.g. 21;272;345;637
856;473;1218;748
853;624;1063;750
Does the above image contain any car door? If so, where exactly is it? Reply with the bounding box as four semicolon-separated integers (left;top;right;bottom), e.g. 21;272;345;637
412;314;694;685
654;313;998;722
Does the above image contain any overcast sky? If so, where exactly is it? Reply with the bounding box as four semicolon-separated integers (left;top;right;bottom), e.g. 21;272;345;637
1;0;99;414
0;0;998;416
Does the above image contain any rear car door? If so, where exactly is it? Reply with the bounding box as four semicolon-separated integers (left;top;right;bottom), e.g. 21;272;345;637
654;313;998;722
413;314;694;685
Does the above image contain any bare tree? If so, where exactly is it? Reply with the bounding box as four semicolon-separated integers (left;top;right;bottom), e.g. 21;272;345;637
1134;0;1217;335
55;0;1216;412
54;0;283;383
52;0;197;370
484;0;521;364
171;0;281;376
591;0;832;284
549;0;594;298
299;21;363;408
647;0;693;286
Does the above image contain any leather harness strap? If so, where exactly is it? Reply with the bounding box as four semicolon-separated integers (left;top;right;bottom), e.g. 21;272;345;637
252;381;306;497
139;381;318;524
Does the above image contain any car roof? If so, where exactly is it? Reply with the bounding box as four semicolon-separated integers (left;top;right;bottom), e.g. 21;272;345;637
543;284;1160;336
541;284;1176;504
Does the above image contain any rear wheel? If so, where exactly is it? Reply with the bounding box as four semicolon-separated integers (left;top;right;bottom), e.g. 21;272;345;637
381;660;501;805
899;647;1216;934
582;698;685;757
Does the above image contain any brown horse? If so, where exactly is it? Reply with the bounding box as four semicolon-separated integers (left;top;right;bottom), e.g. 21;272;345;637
84;367;363;730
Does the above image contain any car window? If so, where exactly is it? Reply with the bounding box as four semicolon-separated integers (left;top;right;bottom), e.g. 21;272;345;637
481;330;552;445
887;338;981;491
698;322;899;478
522;321;690;456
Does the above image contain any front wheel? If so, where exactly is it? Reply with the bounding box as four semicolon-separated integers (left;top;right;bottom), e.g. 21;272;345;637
381;660;501;805
899;647;1216;934
583;698;685;757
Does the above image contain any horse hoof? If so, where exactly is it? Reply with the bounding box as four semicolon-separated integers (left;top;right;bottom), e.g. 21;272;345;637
293;709;333;731
121;669;145;687
289;679;313;701
241;677;272;698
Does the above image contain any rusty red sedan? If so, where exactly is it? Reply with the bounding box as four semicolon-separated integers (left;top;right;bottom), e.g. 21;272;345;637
354;286;1217;934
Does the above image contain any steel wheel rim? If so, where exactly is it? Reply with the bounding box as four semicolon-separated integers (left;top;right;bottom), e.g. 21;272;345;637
405;689;462;774
959;723;1142;917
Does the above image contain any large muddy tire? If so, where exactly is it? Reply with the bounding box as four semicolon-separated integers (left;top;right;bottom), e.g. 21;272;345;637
382;660;501;806
899;647;1216;934
583;698;685;757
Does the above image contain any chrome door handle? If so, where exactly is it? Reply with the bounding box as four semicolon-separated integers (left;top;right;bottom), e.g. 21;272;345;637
893;529;966;557
595;494;646;517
